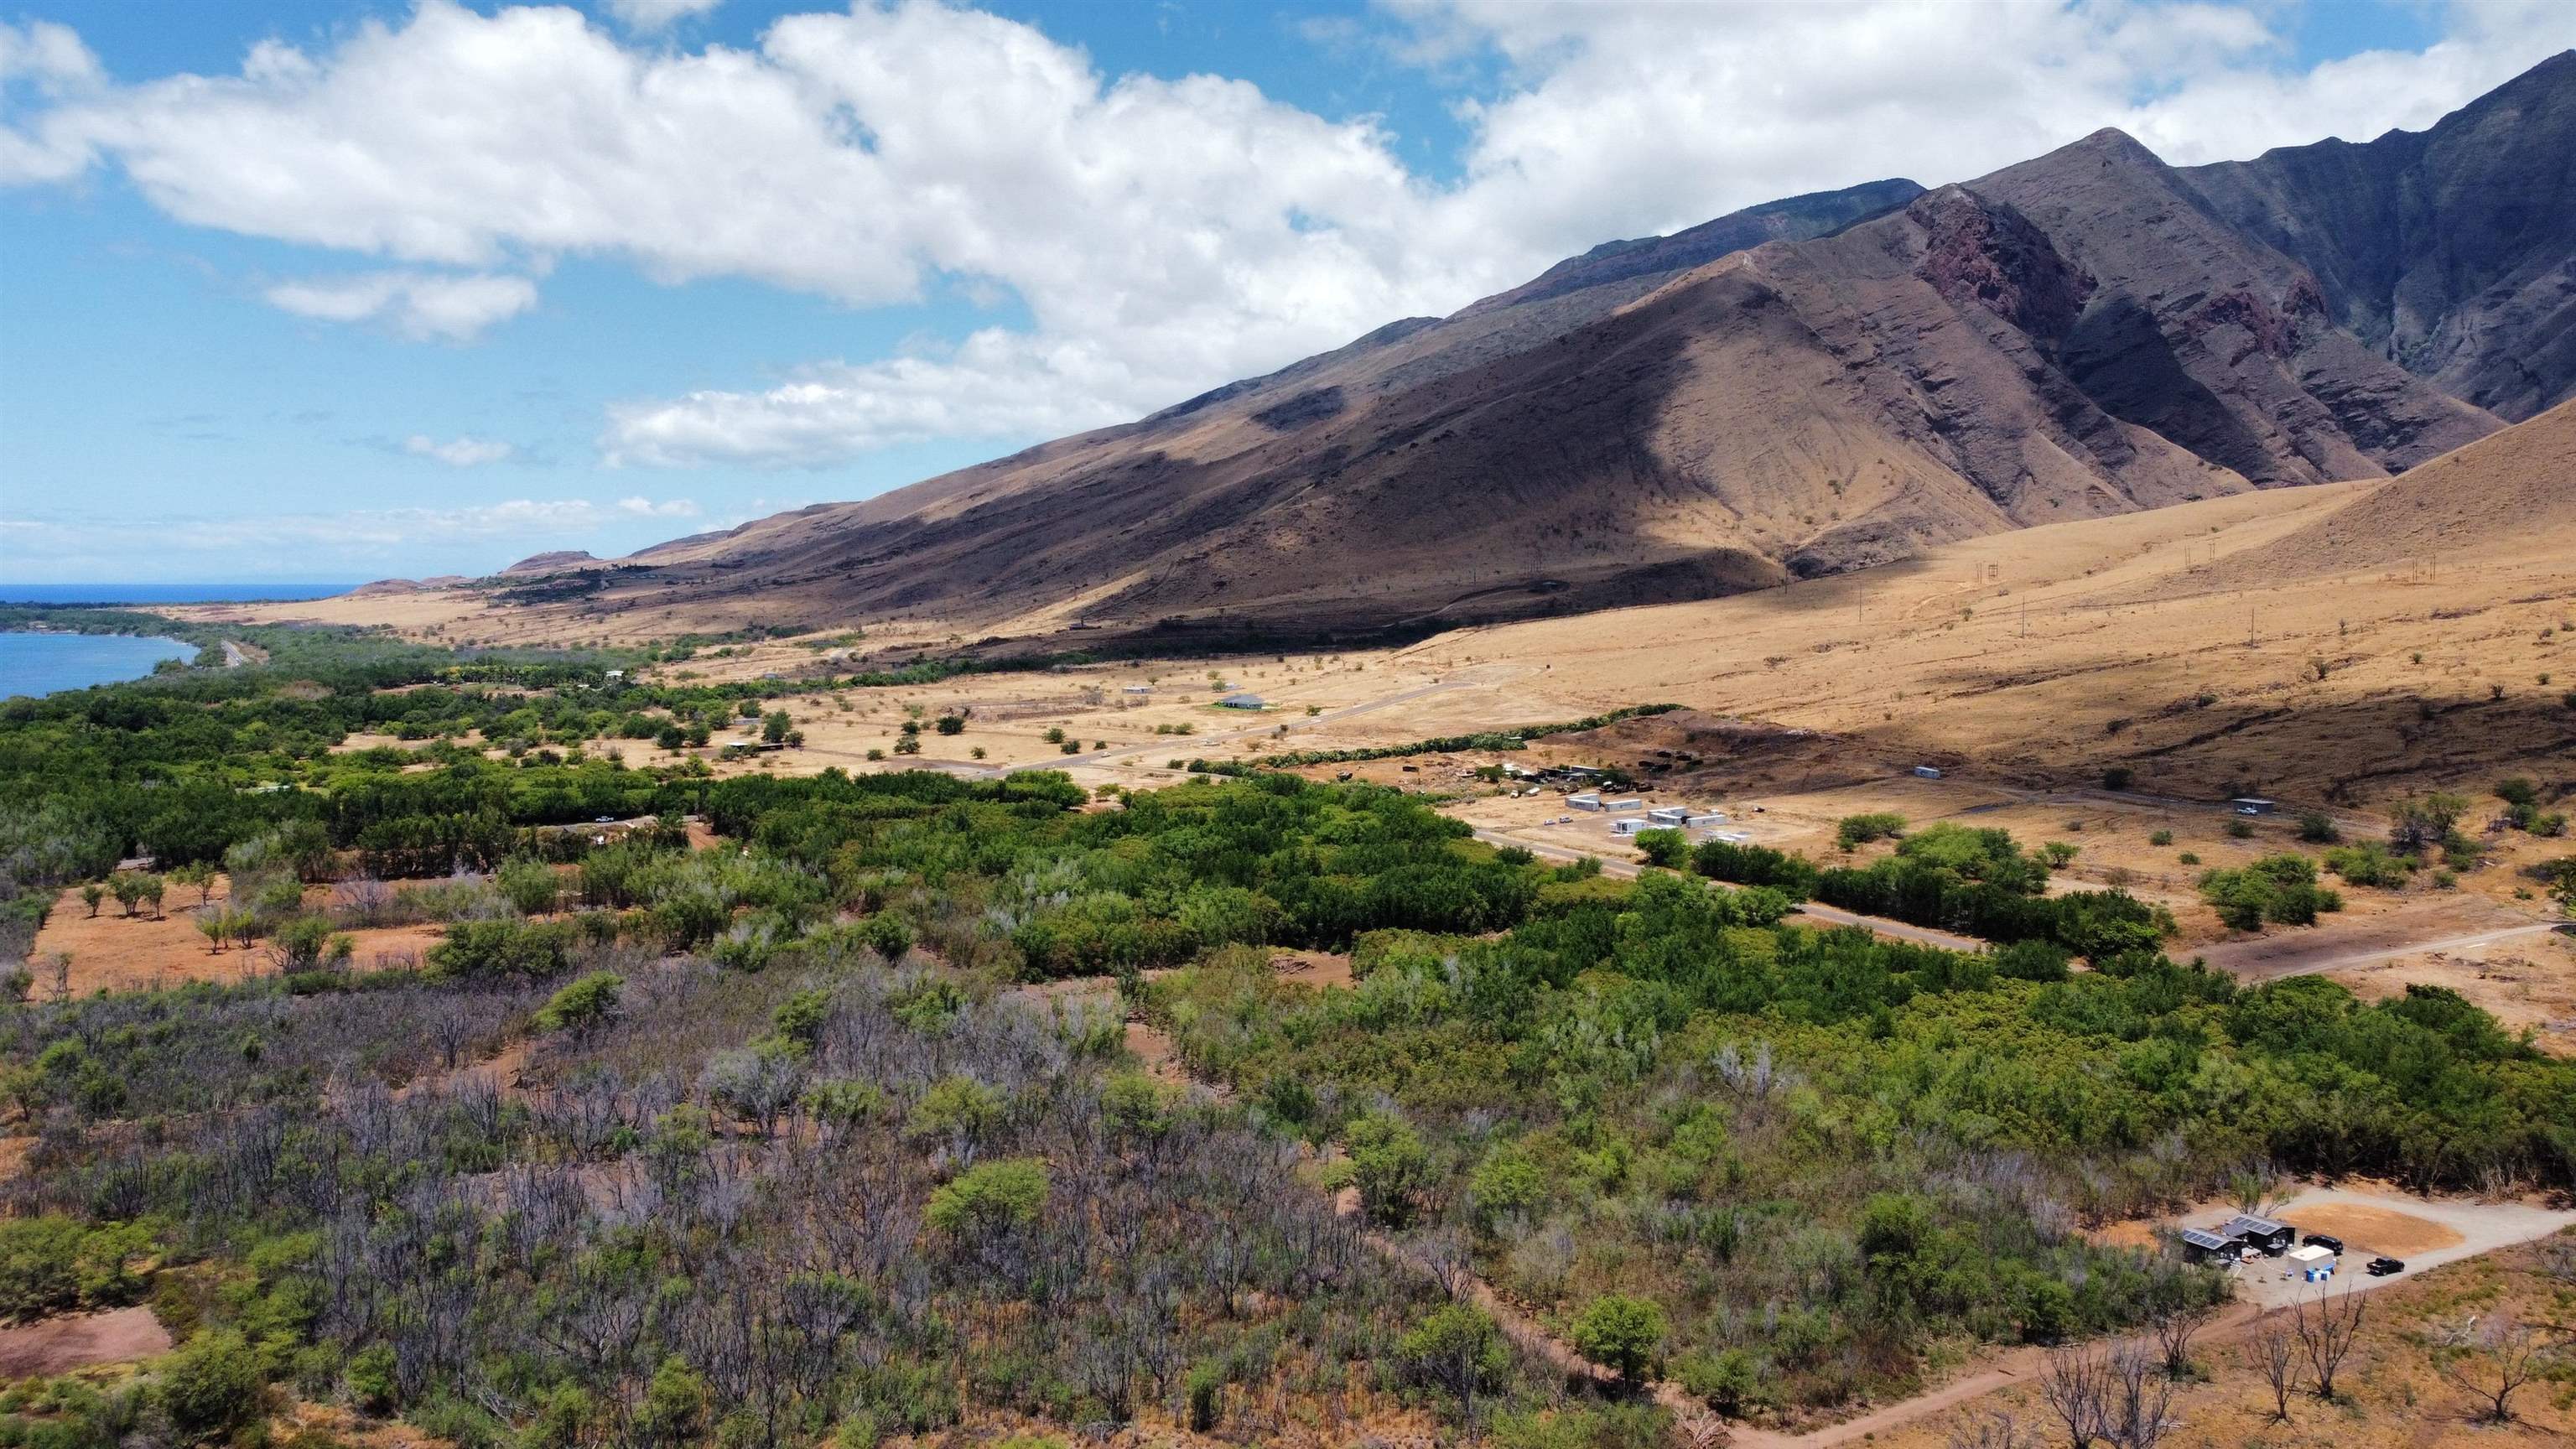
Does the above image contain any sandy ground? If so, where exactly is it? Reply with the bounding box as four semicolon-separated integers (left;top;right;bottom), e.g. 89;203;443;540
0;1306;171;1378
2324;930;2576;1051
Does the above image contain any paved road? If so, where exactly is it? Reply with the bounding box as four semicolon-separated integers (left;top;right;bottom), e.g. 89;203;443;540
1467;828;1987;952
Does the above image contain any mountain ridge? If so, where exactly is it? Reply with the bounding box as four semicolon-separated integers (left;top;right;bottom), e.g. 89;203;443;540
537;57;2570;643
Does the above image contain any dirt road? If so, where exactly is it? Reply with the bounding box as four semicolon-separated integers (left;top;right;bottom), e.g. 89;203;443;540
2195;909;2559;982
962;667;1528;779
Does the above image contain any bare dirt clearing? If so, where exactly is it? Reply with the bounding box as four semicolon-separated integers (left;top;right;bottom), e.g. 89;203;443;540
2283;1202;2463;1258
0;1306;171;1379
32;879;445;995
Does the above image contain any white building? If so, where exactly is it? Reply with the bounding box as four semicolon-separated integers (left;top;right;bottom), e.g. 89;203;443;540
1569;792;1604;811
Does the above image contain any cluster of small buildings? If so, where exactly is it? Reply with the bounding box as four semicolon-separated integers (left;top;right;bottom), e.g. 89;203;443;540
2179;1213;2378;1281
1563;792;1738;840
2179;1213;2296;1265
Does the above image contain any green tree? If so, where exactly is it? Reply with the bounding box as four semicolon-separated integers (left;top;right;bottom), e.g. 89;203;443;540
2391;792;2469;854
906;1075;1004;1149
1570;1294;1666;1383
1339;1111;1429;1226
2547;857;2576;920
924;1157;1049;1236
633;1355;709;1449
534;971;625;1037
1836;813;1907;850
497;855;562;916
856;912;914;964
1675;1348;1762;1416
762;710;793;744
170;860;216;905
1469;1144;1547;1227
158;1329;267;1441
1633;828;1687;868
1397;1304;1509;1426
771;988;831;1055
934;714;967;735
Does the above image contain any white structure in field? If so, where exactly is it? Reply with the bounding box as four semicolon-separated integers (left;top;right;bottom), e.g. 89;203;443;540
1569;792;1604;811
1612;817;1652;836
1602;797;1644;813
1647;806;1691;825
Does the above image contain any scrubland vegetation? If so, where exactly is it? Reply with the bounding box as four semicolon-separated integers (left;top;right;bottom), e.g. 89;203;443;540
1;619;2570;1446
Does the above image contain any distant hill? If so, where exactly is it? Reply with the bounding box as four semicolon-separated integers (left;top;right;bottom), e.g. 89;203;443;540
570;55;2572;642
2176;397;2576;589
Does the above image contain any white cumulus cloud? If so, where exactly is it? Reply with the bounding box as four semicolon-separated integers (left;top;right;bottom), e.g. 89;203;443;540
265;271;540;341
4;0;2572;470
402;434;517;466
615;496;701;517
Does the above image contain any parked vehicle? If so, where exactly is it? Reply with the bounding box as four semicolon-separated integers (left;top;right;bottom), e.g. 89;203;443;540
2366;1257;2405;1276
2303;1233;2345;1254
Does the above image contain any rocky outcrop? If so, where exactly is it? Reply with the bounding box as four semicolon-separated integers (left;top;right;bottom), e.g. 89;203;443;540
2183;49;2576;419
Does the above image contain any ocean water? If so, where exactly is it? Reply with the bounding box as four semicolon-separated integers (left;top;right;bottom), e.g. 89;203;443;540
0;583;356;605
0;631;196;698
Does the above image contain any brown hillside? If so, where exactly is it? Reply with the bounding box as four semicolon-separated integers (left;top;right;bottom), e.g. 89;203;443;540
2148;397;2576;594
344;59;2573;645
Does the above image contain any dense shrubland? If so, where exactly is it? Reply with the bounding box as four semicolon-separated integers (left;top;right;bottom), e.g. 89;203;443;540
5;948;1495;1448
4;647;2571;1446
1692;823;2173;958
1146;865;2573;1418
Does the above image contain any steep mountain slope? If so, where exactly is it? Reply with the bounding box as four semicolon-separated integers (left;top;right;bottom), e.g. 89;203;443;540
1971;128;2494;487
559;60;2571;641
2182;51;2576;421
2170;397;2576;589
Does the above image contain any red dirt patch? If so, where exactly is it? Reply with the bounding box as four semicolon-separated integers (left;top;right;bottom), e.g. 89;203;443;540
2087;1220;2160;1252
31;879;444;994
0;1306;172;1377
1270;949;1355;989
2287;1203;2464;1257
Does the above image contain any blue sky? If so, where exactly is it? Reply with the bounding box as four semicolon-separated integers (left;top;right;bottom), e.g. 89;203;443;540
1;0;2566;584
